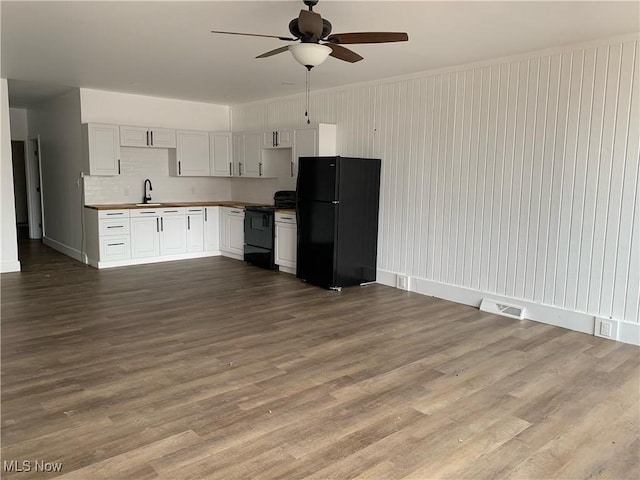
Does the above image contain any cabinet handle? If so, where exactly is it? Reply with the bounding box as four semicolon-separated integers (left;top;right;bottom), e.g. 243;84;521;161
259;163;262;176
280;216;292;221
178;161;182;175
161;217;164;231
140;211;156;214
156;218;159;232
205;208;208;221
229;162;232;176
150;131;153;146
146;131;150;146
230;210;240;214
106;225;124;229
164;210;178;213
290;161;294;177
108;243;125;246
118;159;121;175
275;131;279;147
238;162;243;176
188;216;191;230
106;212;123;216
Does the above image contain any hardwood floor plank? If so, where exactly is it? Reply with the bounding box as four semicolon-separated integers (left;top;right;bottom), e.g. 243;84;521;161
2;240;638;479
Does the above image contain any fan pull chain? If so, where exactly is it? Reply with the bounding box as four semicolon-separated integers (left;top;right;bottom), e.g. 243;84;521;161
305;68;311;124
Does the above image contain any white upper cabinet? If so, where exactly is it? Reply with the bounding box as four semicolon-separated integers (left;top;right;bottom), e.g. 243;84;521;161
82;123;121;176
210;132;233;177
242;132;262;177
291;123;336;177
120;125;176;148
263;129;292;148
170;130;210;177
233;132;263;177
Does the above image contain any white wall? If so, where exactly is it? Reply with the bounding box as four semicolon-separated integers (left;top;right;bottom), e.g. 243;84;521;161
80;89;233;204
1;79;20;272
232;34;640;344
9;108;28;140
80;89;230;130
28;89;84;260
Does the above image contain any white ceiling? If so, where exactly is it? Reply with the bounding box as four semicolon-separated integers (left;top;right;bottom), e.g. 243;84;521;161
2;1;639;108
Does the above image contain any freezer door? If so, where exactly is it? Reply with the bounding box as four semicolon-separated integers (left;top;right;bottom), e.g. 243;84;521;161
296;156;338;202
296;200;337;287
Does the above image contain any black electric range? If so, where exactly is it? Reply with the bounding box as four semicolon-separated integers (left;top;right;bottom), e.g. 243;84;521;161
244;191;296;270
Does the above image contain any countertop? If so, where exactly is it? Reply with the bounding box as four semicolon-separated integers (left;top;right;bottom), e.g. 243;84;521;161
85;201;265;210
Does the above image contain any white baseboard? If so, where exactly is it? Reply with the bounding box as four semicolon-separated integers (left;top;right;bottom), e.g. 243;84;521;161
377;269;640;346
43;236;83;262
1;260;21;273
88;250;223;269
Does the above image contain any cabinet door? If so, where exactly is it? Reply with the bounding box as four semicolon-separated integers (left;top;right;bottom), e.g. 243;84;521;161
276;130;292;148
131;216;160;258
275;223;297;268
120;126;150;147
263;131;276;148
86;124;120;176
160;215;187;255
175;130;210;176
149;128;176;148
242;132;262;177
210;132;232;177
204;206;220;251
186;213;204;253
233;134;244;176
228;214;245;255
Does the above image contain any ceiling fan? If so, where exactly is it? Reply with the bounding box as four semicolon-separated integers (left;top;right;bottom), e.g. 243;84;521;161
210;0;409;70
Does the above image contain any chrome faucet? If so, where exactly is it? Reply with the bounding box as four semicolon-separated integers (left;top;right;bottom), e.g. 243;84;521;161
143;179;153;204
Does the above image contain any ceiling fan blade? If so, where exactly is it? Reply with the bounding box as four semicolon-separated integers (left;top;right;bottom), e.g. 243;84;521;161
298;9;323;38
326;32;409;44
326;44;363;63
256;46;290;59
210;30;296;42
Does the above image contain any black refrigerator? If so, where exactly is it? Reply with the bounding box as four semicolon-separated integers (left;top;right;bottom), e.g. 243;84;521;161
296;156;381;290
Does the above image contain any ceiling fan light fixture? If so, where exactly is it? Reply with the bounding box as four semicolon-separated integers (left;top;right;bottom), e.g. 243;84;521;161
289;43;331;68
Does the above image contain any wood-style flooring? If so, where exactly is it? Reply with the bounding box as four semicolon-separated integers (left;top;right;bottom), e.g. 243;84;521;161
2;240;639;479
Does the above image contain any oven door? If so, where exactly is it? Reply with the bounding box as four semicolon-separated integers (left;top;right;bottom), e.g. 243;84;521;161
244;208;275;269
244;209;273;249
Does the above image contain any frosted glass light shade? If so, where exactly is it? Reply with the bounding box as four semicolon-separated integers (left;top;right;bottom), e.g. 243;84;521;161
289;43;331;68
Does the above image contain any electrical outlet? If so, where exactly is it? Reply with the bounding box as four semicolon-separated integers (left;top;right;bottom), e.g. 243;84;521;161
396;275;409;291
595;317;618;340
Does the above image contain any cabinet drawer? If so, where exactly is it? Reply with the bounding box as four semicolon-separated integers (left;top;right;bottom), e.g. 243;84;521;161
100;235;131;261
98;209;130;219
225;208;244;217
275;212;296;224
99;218;130;236
129;208;160;217
160;207;186;216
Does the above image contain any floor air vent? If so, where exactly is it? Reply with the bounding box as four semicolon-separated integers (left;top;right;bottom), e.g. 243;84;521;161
479;299;525;320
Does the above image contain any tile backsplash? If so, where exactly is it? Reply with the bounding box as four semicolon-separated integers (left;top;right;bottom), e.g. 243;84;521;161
83;147;232;204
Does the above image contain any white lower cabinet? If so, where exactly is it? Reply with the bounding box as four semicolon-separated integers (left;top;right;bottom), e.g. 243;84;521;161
275;212;296;273
85;204;244;268
131;214;161;259
160;212;187;255
220;207;245;259
186;208;204;253
204;206;220;251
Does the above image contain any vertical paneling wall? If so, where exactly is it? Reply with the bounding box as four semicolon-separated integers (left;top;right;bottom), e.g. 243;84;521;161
232;35;640;325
